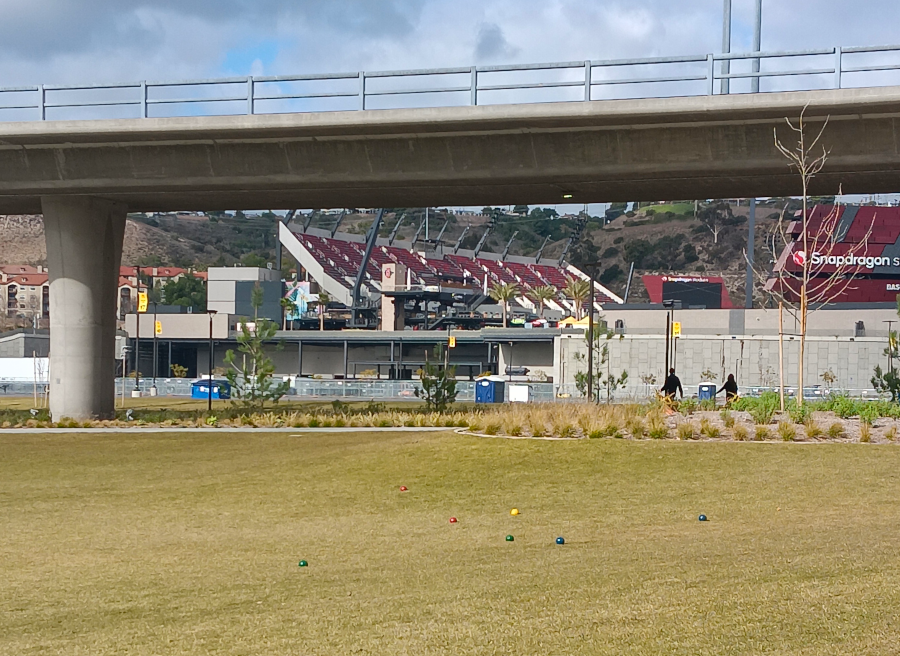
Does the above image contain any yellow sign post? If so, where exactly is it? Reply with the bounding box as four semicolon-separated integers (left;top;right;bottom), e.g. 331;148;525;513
672;321;682;338
137;292;148;313
448;336;457;349
155;320;162;336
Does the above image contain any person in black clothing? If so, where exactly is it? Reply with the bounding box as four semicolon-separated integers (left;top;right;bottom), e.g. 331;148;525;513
660;368;683;400
718;373;738;404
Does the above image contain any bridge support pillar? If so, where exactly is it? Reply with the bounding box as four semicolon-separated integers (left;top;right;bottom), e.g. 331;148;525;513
43;197;127;420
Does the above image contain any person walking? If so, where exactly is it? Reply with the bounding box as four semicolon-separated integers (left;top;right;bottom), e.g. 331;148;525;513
718;373;739;404
660;368;683;400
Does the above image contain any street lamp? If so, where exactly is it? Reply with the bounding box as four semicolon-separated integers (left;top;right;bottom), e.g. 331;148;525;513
885;320;896;376
151;300;158;396
662;300;675;372
207;309;218;412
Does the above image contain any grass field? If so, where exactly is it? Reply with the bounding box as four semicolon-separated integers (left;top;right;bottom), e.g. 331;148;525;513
3;431;900;654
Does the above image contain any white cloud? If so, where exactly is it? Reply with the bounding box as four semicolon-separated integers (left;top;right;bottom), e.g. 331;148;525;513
0;1;898;92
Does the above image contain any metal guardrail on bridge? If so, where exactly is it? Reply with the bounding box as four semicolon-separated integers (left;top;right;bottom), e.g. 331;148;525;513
2;45;900;122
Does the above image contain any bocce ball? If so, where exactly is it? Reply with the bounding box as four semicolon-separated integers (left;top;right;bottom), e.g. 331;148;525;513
449;517;458;524
400;486;407;492
698;514;708;522
556;537;565;545
298;560;308;567
506;535;515;542
510;508;519;516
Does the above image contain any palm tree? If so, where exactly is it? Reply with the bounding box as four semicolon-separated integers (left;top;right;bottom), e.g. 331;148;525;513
317;291;331;331
280;297;296;331
488;281;520;328
527;285;557;318
563;276;591;320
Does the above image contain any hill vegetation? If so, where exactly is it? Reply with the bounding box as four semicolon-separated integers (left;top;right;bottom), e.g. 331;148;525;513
0;199;802;304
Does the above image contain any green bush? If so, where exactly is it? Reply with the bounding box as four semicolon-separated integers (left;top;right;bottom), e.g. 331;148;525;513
749;392;780;425
678;399;698;416
787;399;812;425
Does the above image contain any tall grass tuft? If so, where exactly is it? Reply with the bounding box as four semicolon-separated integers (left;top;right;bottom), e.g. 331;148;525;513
804;420;823;440
647;414;668;439
676;422;696;440
859;421;872;443
732;424;748;441
626;417;646;439
754;425;771;441
699;418;722;439
777;421;797;442
828;422;845;439
720;409;735;428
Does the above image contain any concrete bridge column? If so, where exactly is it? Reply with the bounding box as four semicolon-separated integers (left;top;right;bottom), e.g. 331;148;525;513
42;197;127;420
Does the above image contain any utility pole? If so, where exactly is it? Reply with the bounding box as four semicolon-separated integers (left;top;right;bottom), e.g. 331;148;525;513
721;0;732;94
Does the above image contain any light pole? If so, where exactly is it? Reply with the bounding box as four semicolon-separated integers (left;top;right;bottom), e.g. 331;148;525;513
587;269;595;402
885;320;896;376
662;300;675;372
151;300;158;396
207;309;218;413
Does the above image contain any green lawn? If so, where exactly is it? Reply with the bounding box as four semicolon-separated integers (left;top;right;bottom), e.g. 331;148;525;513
3;432;900;654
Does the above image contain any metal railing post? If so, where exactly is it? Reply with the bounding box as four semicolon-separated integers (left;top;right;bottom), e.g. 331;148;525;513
247;76;255;115
707;54;715;95
140;81;147;118
38;85;45;120
359;72;366;110
584;60;592;101
834;47;843;89
470;66;478;105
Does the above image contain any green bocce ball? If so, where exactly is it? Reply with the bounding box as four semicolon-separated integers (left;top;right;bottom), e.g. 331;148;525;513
298;560;308;567
505;535;515;542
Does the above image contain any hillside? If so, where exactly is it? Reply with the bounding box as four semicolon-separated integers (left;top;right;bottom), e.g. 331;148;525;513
0;214;230;268
0;201;788;304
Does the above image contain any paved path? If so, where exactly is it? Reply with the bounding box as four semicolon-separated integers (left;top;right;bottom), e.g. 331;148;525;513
0;427;453;435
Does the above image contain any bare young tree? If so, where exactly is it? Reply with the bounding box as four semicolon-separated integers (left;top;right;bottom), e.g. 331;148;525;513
751;106;873;406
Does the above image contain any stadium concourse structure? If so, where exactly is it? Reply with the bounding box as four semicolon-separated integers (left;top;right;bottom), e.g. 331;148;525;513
768;204;900;303
279;222;622;330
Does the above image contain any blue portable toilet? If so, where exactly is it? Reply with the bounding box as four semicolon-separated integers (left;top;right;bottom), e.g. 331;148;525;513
191;379;231;400
475;376;506;404
698;383;716;401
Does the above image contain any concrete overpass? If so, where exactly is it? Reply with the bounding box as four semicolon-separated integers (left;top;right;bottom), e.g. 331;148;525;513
5;85;900;418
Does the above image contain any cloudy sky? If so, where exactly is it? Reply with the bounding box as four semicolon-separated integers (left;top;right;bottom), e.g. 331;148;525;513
1;0;898;88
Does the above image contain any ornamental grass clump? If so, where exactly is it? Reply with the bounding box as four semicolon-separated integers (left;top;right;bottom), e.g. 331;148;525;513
699;418;722;439
754;425;771;441
732;424;749;441
777;421;797;442
676;422;696;441
626;417;646;439
720;409;735;428
804;420;824;440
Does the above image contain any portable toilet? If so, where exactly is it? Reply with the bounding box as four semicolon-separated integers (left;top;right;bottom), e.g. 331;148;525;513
191;379;231;400
698;383;716;401
475;376;506;404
